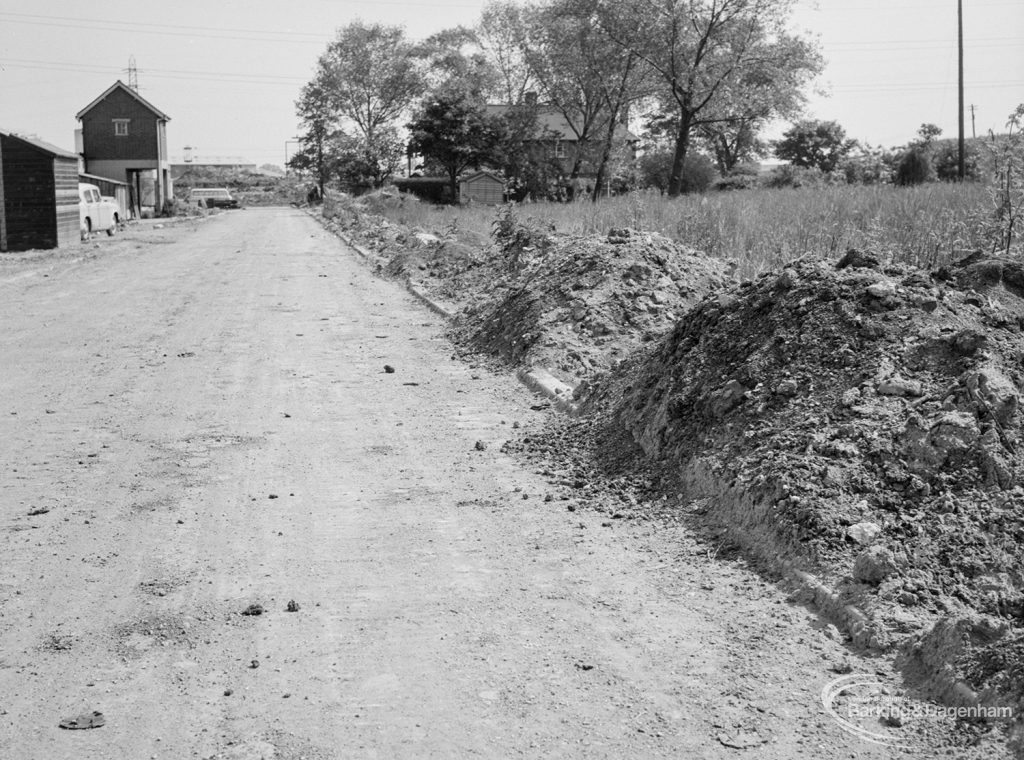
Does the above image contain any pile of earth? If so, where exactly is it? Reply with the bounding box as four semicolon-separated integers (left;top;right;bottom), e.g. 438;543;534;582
455;228;732;382
320;196;734;384
586;249;1024;713
321;191;496;301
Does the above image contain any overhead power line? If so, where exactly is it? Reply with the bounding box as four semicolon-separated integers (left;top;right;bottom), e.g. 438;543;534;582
0;58;308;86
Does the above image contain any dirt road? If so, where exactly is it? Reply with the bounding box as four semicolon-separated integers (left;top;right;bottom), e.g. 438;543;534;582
0;209;1000;758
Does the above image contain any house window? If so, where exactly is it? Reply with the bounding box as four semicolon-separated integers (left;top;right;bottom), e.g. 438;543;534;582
113;119;130;136
552;140;566;158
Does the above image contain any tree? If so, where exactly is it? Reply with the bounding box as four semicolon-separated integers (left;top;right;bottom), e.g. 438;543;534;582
895;148;933;186
916;123;943;147
293;74;335;197
411;26;498;98
318;22;423;145
774;119;857;173
408;90;507;202
478;1;537;104
637;145;716;193
540;0;654;201
520;2;606;188
288;127;405;194
597;0;822;196
699;118;766;174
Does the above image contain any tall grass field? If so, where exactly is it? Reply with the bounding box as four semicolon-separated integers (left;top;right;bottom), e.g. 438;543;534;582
371;182;1000;278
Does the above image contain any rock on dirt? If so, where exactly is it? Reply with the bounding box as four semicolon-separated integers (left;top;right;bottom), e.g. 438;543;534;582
582;251;1024;716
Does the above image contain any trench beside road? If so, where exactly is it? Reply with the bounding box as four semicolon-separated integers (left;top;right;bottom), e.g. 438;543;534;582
0;208;942;758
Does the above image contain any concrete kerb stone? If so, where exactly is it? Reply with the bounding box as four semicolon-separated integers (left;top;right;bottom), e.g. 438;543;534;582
307;207;582;414
307;207;984;709
515;367;581;416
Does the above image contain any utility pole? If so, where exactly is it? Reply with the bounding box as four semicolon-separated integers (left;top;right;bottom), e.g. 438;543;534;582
970;104;977;138
958;0;965;180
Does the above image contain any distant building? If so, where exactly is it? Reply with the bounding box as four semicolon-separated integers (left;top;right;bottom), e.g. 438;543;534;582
485;93;640;177
170;148;257;179
76;80;172;216
0;129;79;252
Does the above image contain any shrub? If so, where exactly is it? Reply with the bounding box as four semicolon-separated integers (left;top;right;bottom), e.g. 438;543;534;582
933;140;983;182
896;149;934;186
635;148;719;194
762;164;828;189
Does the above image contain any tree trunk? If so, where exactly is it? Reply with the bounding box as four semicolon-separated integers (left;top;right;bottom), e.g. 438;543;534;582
316;138;325;198
592;109;620;203
668;109;693;197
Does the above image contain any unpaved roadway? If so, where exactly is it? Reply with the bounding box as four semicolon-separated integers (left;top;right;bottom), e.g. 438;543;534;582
0;209;1001;759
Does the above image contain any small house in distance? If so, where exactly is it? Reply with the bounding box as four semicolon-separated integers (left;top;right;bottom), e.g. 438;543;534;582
0;130;79;252
76;81;172;216
459;170;504;205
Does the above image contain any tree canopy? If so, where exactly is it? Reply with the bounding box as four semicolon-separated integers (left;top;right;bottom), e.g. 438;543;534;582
774;119;857;173
595;0;822;196
294;0;824;199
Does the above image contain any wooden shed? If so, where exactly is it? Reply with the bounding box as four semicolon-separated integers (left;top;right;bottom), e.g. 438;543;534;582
0;130;80;252
459;170;504;205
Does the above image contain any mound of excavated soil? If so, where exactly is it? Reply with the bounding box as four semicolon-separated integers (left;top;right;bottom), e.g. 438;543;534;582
599;248;1024;701
458;229;731;381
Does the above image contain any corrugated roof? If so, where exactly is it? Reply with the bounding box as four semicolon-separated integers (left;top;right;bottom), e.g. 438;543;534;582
0;128;78;160
76;81;171;121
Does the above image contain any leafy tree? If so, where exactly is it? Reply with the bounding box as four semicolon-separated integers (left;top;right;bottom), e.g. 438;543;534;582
408;90;507;202
412;26;498;98
520;2;607;188
288;128;404;194
543;0;653;201
774;119;857;173
521;0;650;199
293;74;335;197
916;122;943;147
477;1;537;103
597;0;822;197
318;22;423;144
699;118;766;174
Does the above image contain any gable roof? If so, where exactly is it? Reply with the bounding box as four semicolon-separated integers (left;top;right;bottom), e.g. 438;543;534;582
0;128;78;160
459;169;504;183
485;103;638;143
76;81;171;121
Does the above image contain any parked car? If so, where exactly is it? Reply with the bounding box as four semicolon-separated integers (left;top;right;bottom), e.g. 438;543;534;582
79;183;120;239
189;188;240;209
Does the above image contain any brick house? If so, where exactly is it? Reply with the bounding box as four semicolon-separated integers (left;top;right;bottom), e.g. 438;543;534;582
484;95;639;198
76;81;172;216
483;96;634;175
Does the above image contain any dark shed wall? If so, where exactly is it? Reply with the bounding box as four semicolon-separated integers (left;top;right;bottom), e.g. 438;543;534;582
1;135;57;251
81;87;160;162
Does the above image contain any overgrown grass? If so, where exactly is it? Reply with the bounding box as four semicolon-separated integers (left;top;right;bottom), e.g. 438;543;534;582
374;182;997;277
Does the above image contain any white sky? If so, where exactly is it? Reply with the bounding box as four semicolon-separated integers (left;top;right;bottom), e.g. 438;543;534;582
0;0;1021;166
